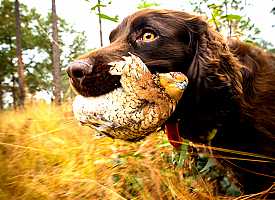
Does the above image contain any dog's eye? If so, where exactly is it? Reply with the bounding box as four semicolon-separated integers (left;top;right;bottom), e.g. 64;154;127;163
138;32;157;42
143;32;155;41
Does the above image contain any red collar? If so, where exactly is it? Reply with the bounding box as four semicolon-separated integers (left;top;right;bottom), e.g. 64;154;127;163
165;122;183;149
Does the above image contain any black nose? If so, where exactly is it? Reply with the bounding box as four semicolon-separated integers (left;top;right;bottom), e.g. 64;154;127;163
66;60;93;79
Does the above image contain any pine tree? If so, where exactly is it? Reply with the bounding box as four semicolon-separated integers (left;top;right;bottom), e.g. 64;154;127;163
15;0;25;107
51;0;61;105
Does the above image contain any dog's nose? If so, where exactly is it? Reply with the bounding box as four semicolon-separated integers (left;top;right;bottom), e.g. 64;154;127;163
66;60;93;79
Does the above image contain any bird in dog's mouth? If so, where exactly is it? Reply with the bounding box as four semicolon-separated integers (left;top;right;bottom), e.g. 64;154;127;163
71;53;188;141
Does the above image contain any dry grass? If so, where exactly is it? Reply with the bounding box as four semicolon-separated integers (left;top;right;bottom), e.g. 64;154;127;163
0;102;271;200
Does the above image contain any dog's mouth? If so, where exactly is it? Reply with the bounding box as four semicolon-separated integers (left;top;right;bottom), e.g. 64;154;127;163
68;65;122;97
70;53;188;141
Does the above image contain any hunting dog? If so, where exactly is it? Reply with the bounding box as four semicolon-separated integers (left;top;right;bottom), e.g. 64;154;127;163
66;9;275;194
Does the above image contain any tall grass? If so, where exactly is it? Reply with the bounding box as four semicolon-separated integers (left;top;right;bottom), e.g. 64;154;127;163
0;102;268;199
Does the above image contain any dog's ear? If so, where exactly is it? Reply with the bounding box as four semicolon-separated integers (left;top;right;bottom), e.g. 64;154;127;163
186;23;243;98
185;16;211;88
183;15;208;36
173;12;208;46
187;41;201;87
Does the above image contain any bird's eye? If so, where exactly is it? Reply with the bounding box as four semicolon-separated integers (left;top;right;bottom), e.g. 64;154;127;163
141;32;157;42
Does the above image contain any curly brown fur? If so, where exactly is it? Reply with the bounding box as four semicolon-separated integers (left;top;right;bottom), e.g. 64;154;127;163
66;9;275;195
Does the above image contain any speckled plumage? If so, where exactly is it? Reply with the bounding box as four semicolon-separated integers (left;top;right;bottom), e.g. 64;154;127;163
73;53;188;141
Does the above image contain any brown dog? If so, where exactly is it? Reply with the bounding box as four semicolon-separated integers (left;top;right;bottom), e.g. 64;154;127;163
66;9;275;194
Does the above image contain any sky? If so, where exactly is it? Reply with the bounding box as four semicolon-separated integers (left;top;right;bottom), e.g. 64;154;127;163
20;0;275;49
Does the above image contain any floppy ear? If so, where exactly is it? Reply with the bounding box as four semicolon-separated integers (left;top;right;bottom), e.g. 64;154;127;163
175;14;210;87
187;41;201;87
186;21;243;98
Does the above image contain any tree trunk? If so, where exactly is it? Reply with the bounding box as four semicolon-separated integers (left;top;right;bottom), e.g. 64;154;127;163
0;80;3;110
97;0;103;47
12;74;17;109
51;0;61;105
15;0;25;108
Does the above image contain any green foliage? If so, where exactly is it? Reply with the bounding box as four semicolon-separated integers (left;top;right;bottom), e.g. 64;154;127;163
67;31;88;63
189;0;274;50
97;13;118;22
90;2;107;10
85;0;119;22
137;0;160;9
193;0;258;37
0;0;47;100
244;38;274;51
0;0;88;107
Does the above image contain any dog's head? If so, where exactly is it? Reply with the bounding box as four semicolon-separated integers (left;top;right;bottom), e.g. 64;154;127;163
66;9;209;97
67;9;244;142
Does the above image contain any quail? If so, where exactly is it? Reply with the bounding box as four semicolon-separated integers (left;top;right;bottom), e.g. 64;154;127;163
73;53;188;141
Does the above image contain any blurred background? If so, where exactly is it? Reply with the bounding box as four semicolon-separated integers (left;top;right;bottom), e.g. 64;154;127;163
0;1;274;199
0;0;275;109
